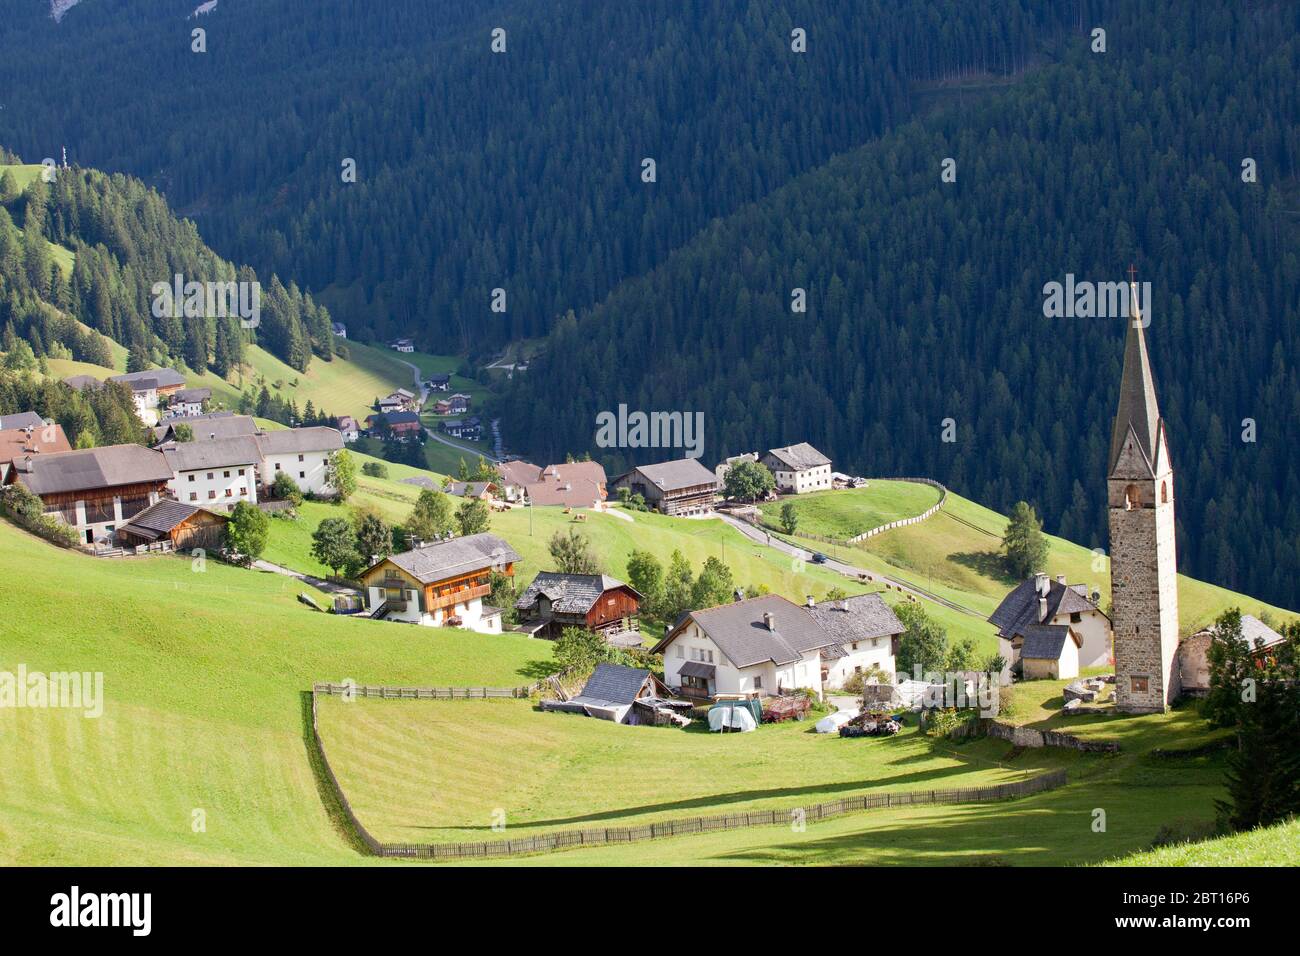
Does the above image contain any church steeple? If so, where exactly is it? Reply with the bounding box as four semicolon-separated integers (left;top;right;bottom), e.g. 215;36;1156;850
1108;267;1163;477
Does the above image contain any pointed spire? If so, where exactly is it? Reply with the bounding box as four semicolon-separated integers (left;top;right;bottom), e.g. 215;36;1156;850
1108;268;1162;476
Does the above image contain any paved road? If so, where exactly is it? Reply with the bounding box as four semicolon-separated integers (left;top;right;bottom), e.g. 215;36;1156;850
253;559;359;597
717;513;981;618
391;354;505;464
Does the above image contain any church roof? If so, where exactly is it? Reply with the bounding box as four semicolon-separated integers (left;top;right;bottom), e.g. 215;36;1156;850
1108;280;1165;477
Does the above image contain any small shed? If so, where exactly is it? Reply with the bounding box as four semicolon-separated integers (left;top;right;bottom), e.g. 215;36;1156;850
117;499;228;552
542;663;674;724
1017;624;1082;680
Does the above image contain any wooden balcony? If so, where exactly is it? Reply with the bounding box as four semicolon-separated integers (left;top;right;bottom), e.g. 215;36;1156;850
427;583;491;611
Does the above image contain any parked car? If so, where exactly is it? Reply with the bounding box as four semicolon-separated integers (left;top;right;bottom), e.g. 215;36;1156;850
811;552;828;564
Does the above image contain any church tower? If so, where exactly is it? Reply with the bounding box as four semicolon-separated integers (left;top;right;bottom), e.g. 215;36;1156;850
1108;271;1180;713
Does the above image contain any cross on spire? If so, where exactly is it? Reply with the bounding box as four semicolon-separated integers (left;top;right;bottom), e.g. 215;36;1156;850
1128;262;1138;285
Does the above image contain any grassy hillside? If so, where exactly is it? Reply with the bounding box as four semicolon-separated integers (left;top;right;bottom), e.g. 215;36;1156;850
1103;818;1300;867
758;482;943;539
0;519;554;866
3;164;78;275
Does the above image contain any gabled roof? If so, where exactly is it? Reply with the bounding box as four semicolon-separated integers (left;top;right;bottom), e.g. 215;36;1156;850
109;368;187;391
1018;624;1081;660
256;426;344;456
61;375;103;392
806;593;904;646
154;413;257;443
170;387;211;403
445;481;495;498
374;410;421;426
623;457;717;493
118;499;224;540
11;444;173;495
375;533;521;584
765;442;831;471
1109;282;1165;477
499;460;543;487
654;594;835;668
515;571;640;614
0;423;71;465
162;435;263;471
0;411;45;431
989;576;1104;636
570;663;661;708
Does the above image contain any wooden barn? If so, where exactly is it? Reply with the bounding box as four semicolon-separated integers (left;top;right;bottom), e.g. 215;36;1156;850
514;571;642;639
116;499;229;552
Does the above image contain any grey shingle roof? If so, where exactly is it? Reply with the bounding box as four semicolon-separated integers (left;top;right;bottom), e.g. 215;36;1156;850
170;387;211;403
655;594;834;668
153;413;256;443
570;663;655;707
446;481;494;498
109;368;187;391
627;457;718;493
678;660;717;679
256;426;344;455
807;593;904;646
989;576;1104;636
1018;624;1079;660
515;572;639;614
380;533;521;584
0;411;45;430
118;499;219;540
765;442;831;471
12;444;173;495
162;436;262;471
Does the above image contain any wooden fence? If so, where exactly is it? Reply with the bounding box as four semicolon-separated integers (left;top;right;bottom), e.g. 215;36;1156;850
308;682;1067;861
313;680;547;700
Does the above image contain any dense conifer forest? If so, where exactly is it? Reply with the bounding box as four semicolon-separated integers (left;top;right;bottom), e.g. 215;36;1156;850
1;0;1298;610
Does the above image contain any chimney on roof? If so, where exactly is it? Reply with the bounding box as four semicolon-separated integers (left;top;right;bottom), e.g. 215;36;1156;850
1038;596;1048;622
763;611;776;631
806;594;815;608
663;623;671;637
1034;571;1048;596
1056;574;1066;586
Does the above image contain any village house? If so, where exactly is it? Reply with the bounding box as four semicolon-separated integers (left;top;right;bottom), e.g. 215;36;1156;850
161;436;262;509
497;459;542;502
390;337;415;353
990;572;1112;681
0;422;71;484
441;416;481;441
1176;614;1286;696
522;461;608;509
425;373;451;391
367;410;423;440
359;533;520;633
432;394;470;416
653;594;834;701
164;387;211;418
153;411;256;444
377;394;408;415
61;374;103;393
116;499;228;553
444;480;497;500
336;415;360;443
1016;625;1083;680
612;457;718;516
331;322;347;338
761;442;832;494
108;369;188;425
255;426;344;496
805;593;903;689
514;571;641;640
5;444;173;547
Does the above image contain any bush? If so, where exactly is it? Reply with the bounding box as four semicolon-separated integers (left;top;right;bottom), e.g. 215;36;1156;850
270;471;304;507
0;484;80;549
361;461;389;479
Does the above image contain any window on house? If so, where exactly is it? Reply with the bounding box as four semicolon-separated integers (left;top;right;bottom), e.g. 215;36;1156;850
207;472;214;480
275;463;281;471
238;469;245;476
225;488;232;497
1161;481;1168;504
189;492;198;502
1070;612;1082;623
298;454;304;462
208;490;216;499
299;471;306;479
187;474;195;483
223;471;230;478
676;646;684;659
753;676;763;689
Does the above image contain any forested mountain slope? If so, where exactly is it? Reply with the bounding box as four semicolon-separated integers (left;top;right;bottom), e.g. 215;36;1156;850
0;0;1082;349
506;0;1300;609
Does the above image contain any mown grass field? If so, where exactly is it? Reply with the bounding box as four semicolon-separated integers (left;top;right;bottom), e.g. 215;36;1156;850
317;696;1051;845
0;519;555;866
1103;818;1300;867
758;481;943;539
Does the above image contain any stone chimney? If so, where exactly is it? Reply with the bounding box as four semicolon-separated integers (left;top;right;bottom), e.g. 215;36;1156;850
1056;574;1067;586
806;594;815;608
1038;596;1048;622
763;611;775;631
1034;571;1048;596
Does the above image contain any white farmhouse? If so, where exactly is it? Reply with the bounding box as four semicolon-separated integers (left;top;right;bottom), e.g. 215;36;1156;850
653;594;834;701
805;593;903;689
989;572;1112;682
358;534;521;633
761;442;832;494
255;426;344;496
161;436;261;510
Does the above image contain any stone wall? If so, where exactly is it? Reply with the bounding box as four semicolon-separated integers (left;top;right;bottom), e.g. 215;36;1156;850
949;717;1120;754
